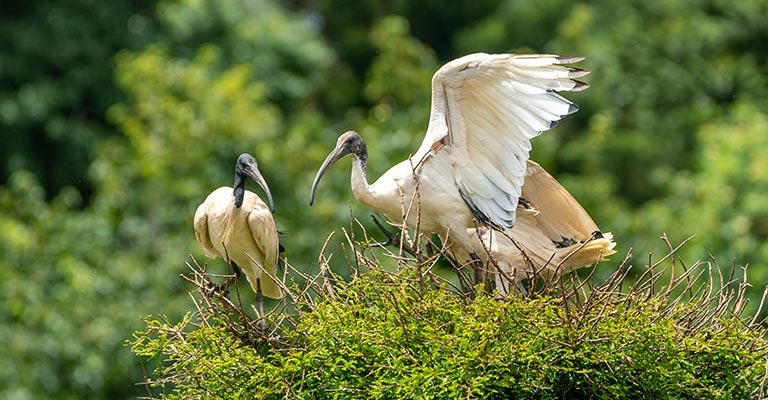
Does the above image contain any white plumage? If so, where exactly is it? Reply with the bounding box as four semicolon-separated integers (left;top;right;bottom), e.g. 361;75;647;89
466;160;617;295
194;154;282;311
310;53;605;282
414;53;589;229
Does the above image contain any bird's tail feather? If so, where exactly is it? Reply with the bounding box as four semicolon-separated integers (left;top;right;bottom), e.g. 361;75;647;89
243;264;283;299
558;232;617;272
258;273;283;299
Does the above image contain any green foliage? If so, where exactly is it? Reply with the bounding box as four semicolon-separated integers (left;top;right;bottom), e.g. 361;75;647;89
0;171;161;399
542;0;768;271
557;0;768;193
104;0;338;266
4;0;768;398
1;1;334;398
156;0;334;109
0;0;157;195
641;101;768;265
132;249;768;399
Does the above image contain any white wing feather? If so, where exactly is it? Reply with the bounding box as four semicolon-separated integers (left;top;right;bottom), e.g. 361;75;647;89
414;53;589;229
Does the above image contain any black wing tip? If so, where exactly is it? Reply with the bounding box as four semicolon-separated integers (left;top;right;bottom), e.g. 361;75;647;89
568;67;591;79
553;236;578;249
572;80;590;92
555;55;586;64
549;103;579;129
458;189;514;230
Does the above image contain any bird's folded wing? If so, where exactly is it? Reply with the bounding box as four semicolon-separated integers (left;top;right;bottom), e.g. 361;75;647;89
415;53;589;229
193;203;221;258
247;207;282;298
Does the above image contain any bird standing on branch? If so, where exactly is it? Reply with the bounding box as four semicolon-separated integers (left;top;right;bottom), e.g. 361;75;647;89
194;153;282;317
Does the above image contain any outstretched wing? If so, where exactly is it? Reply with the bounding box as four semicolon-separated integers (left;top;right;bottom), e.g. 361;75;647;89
414;53;589;229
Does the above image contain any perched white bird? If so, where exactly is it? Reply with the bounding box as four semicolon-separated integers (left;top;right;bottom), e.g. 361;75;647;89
309;53;594;277
194;154;282;315
464;160;616;295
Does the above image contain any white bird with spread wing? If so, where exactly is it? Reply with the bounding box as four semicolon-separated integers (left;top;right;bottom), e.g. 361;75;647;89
309;52;612;281
194;154;282;316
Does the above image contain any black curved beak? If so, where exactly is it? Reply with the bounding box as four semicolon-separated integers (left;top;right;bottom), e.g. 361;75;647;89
245;164;275;213
309;143;351;206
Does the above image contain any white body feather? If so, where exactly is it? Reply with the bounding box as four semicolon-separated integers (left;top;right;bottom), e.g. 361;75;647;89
193;187;282;299
467;161;617;295
348;53;594;269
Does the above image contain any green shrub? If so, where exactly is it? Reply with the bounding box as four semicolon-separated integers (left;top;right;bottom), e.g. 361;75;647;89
132;232;768;399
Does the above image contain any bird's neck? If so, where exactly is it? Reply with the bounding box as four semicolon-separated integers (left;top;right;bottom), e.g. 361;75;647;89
350;151;375;207
233;173;245;209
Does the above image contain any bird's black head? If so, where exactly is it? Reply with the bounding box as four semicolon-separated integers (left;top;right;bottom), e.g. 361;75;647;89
233;153;275;212
309;131;368;206
335;131;367;159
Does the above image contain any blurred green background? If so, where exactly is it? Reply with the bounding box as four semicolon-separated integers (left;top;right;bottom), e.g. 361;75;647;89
1;0;767;398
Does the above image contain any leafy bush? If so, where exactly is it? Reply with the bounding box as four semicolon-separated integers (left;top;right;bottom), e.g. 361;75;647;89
5;0;768;398
132;231;768;399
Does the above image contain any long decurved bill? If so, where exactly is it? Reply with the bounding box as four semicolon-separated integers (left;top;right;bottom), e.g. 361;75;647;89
309;143;350;206
245;166;275;213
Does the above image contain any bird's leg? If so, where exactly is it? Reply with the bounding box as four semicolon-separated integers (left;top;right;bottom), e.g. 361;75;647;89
425;242;435;258
370;215;419;258
223;262;242;292
255;278;267;330
469;252;486;287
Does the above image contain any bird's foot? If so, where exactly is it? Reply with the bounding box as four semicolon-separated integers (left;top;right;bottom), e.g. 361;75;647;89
203;263;240;297
204;280;229;297
204;275;238;297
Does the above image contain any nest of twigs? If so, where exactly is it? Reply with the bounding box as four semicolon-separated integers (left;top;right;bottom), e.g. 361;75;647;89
132;219;768;399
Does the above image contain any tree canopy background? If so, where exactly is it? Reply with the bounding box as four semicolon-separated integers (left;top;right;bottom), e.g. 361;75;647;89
1;0;767;398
